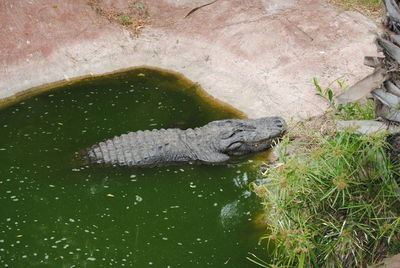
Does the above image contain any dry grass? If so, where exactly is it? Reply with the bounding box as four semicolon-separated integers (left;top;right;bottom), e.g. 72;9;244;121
87;0;149;37
327;0;383;20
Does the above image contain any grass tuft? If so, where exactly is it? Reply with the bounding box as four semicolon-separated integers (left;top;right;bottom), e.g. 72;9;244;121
250;80;400;267
120;15;133;25
313;77;375;121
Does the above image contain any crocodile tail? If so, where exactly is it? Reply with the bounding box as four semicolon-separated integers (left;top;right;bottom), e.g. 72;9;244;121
87;134;130;166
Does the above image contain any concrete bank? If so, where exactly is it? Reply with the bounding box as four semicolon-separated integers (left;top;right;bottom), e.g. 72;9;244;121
0;0;378;118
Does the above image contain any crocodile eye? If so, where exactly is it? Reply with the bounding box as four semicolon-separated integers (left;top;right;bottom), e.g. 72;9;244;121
226;141;242;150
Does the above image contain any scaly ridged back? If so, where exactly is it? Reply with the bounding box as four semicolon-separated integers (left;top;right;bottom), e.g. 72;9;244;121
87;128;191;166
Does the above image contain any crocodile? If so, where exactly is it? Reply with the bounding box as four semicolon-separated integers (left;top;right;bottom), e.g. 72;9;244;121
86;117;286;167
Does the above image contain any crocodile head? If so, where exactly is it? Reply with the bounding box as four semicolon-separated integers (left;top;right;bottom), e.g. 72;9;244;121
214;117;286;156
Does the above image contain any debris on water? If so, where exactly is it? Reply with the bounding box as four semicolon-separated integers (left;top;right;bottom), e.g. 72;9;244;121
0;68;260;267
242;190;251;198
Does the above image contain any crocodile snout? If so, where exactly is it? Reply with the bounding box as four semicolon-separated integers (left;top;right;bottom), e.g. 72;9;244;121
264;116;286;134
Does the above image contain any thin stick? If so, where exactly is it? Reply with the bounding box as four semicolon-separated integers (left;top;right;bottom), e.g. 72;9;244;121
184;0;219;18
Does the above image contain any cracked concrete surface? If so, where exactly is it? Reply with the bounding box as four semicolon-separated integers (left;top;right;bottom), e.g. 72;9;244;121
0;0;378;118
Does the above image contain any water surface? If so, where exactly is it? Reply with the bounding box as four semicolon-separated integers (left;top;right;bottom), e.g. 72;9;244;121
0;68;267;267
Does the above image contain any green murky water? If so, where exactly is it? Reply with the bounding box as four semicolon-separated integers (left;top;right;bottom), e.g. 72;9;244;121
0;68;267;267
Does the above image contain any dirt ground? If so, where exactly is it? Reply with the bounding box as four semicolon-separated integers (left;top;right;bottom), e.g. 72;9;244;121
0;0;379;118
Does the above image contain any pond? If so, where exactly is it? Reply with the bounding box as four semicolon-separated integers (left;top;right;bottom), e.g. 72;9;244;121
0;68;268;267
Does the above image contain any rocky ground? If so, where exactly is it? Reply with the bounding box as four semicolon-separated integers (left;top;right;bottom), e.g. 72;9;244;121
0;0;379;118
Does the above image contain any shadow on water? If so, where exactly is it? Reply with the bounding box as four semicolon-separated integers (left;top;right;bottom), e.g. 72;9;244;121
0;68;270;267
